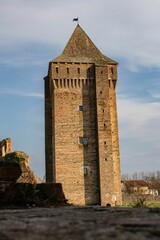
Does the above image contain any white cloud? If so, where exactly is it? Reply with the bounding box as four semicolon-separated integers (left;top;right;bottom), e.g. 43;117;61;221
117;95;160;142
0;0;160;69
0;88;44;98
149;91;160;100
0;58;46;68
117;93;160;174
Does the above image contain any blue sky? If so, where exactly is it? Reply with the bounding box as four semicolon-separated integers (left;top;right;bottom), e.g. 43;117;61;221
0;0;160;179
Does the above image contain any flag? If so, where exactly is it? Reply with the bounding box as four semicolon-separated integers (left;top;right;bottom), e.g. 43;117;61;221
73;18;78;22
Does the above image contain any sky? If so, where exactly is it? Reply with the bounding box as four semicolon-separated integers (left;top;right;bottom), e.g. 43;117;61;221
0;0;160;179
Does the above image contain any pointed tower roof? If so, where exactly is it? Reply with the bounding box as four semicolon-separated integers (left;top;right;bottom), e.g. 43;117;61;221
52;25;117;65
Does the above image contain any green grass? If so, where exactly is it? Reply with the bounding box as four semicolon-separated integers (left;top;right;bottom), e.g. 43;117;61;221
147;201;160;208
122;200;160;208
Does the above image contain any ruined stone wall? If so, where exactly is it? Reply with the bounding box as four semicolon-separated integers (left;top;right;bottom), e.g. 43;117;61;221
0;138;12;158
50;62;100;205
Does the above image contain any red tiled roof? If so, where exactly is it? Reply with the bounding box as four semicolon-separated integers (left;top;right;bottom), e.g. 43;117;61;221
125;180;148;187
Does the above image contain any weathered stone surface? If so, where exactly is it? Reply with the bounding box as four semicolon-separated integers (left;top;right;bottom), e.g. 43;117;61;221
0;151;41;184
0;138;12;157
0;206;159;240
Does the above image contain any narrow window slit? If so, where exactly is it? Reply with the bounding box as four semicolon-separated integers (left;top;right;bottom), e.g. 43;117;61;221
109;80;111;88
79;105;83;112
78;137;88;145
56;67;58;74
111;67;114;74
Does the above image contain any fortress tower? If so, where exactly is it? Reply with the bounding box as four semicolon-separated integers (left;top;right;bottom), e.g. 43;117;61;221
44;25;122;206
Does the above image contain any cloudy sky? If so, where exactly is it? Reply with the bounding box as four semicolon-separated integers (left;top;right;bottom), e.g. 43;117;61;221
0;0;160;179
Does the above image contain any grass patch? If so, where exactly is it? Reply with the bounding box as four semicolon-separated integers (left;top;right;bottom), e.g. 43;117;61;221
122;200;160;208
147;201;160;208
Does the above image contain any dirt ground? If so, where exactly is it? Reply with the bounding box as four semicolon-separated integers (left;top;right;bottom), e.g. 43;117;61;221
0;206;160;240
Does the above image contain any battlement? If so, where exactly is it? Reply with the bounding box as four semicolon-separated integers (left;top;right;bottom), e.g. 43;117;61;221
52;78;95;89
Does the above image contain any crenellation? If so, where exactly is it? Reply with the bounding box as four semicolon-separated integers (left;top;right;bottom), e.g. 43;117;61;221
52;78;95;90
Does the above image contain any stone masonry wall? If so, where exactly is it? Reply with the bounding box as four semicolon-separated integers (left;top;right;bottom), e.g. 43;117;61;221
50;62;100;205
108;65;122;205
45;61;122;206
95;65;121;206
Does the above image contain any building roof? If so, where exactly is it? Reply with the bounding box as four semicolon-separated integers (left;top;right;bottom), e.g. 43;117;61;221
125;180;148;188
52;25;117;65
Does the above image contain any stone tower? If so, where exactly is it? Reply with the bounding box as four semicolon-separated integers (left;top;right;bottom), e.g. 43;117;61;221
44;25;122;206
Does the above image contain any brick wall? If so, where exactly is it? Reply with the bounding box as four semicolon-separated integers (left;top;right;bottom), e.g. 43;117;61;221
49;62;100;205
108;65;122;205
45;62;122;206
95;65;116;206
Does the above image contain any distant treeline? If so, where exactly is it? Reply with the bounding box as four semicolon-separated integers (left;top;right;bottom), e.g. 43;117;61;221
122;171;160;181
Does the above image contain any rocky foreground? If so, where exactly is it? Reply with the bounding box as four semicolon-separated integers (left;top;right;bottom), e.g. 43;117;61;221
0;206;159;240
